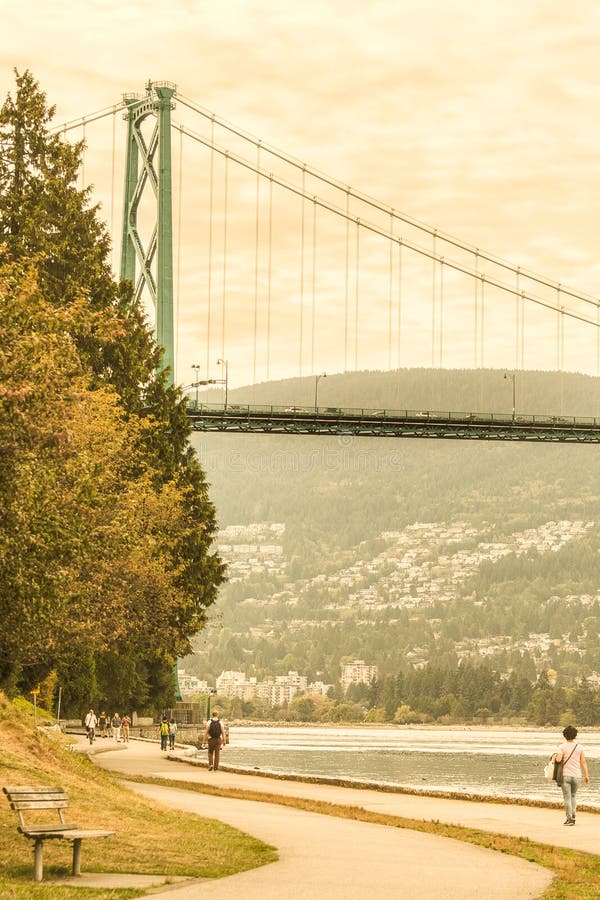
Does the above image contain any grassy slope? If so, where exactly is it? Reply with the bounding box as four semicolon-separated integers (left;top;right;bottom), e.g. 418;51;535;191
0;694;276;898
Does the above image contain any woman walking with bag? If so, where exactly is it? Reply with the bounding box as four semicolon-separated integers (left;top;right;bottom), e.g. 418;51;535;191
555;725;590;825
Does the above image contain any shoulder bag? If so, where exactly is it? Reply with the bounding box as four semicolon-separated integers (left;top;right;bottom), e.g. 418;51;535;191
552;743;577;787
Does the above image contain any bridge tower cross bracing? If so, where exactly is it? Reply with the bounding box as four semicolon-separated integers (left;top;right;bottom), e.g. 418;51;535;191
120;80;176;386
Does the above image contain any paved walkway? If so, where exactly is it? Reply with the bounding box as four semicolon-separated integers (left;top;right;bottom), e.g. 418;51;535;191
85;738;571;899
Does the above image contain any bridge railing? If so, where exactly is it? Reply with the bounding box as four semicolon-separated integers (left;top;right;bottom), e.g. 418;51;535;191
184;400;600;427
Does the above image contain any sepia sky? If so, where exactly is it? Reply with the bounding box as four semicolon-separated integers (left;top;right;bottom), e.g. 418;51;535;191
4;1;600;387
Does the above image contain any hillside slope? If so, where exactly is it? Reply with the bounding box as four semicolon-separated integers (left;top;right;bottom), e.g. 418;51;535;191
183;368;600;721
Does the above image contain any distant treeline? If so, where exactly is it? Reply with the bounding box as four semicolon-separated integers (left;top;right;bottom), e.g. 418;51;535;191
201;663;600;727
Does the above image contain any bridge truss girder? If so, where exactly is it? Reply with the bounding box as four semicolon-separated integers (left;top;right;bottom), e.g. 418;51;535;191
187;407;600;443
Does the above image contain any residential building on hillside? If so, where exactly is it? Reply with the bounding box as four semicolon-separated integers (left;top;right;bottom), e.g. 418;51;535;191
215;670;308;706
341;659;378;691
177;670;209;697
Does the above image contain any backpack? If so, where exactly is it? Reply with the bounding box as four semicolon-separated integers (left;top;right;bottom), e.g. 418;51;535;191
208;718;222;739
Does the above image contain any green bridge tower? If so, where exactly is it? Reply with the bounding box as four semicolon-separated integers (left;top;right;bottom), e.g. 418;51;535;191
120;82;181;702
120;80;176;387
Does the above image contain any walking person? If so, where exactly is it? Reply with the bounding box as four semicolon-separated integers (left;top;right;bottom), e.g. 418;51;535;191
111;712;122;742
98;711;107;738
159;717;169;751
203;709;226;771
555;725;590;825
168;717;178;750
121;714;131;743
84;708;97;745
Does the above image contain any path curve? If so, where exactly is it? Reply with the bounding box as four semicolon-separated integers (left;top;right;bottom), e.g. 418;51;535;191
91;739;553;899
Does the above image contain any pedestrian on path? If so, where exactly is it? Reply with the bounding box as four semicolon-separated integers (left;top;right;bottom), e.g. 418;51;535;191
555;724;590;825
98;711;107;738
84;708;97;744
168;718;178;750
203;709;225;771
121;714;131;743
159;717;169;751
112;712;122;742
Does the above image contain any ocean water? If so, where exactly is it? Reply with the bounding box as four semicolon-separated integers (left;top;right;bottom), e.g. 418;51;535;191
215;726;600;806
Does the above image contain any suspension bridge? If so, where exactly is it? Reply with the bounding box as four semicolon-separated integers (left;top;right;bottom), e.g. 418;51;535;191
54;80;600;442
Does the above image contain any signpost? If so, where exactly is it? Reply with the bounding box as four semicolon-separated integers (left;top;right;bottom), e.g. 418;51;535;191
30;686;40;727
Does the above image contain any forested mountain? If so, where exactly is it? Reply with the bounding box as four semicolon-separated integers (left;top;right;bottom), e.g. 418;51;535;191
182;368;600;725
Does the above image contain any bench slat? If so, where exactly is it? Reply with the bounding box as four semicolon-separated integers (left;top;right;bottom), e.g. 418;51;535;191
21;829;114;840
7;799;70;810
60;829;115;839
3;786;66;796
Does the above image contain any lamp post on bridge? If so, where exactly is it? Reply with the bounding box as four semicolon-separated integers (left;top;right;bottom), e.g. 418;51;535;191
504;371;516;421
191;364;202;408
217;359;229;409
206;688;217;722
314;372;327;411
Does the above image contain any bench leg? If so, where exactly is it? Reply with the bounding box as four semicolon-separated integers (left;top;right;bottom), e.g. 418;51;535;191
33;839;44;882
72;838;82;876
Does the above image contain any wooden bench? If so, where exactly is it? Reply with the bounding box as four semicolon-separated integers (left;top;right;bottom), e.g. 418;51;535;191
3;785;115;882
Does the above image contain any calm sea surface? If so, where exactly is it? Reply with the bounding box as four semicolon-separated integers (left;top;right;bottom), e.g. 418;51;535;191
216;726;600;806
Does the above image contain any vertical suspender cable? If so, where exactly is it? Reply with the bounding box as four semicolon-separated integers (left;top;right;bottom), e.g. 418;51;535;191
558;285;564;415
206;115;215;378
266;175;273;381
480;275;485;369
344;189;350;372
515;268;520;370
253;143;261;385
175;124;184;380
479;275;486;410
299;166;306;377
439;258;445;368
397;238;403;368
81;119;86;190
597;303;600;376
521;292;526;371
110;107;116;272
519;272;525;371
354;218;360;371
474;251;479;369
311;198;317;373
388;210;394;370
557;285;563;370
221;152;229;363
431;230;437;367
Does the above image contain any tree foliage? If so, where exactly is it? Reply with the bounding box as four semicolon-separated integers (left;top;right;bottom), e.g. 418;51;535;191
0;71;224;711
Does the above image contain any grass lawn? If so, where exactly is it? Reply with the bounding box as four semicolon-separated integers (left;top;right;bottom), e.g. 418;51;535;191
0;694;277;898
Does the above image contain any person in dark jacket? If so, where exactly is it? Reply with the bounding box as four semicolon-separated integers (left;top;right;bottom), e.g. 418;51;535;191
203;710;225;771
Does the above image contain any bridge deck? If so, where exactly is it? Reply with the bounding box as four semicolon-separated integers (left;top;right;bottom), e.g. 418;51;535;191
186;403;600;443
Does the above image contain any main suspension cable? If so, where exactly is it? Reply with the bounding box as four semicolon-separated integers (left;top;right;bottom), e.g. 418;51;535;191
175;122;600;335
176;93;600;312
50;102;126;134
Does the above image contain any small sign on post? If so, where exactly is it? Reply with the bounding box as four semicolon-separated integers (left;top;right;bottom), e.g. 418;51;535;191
30;686;40;727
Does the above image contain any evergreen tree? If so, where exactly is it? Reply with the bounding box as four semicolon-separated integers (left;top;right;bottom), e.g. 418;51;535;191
0;72;224;710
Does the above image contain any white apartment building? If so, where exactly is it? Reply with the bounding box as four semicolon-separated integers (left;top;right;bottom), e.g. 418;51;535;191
341;660;378;692
215;670;308;706
216;671;259;700
177;670;209;697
